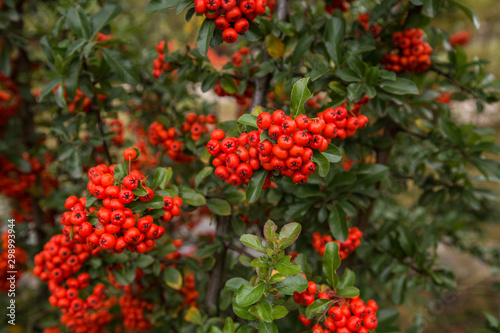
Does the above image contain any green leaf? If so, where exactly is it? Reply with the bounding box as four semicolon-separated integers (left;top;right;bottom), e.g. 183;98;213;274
197;19;216;57
391;274;407;305
438;117;463;146
448;0;480;29
65;59;80;100
67;6;91;39
225;277;250;292
380;78;419;95
278;222;301;249
275;256;302;275
240;234;266;253
335;69;360;83
145;0;183;14
312;150;330;177
275;274;308;295
328;202;349;242
290;77;312;118
38;79;61;102
113;266;136;286
323;144;342;163
337;268;356;289
224;317;235;333
101;48;139;84
252;301;273;322
257;322;278;333
235;283;265;307
422;0;441;17
184;306;203;325
127;194;164;212
163;266;183;290
306;299;334;318
269;273;286;283
180;187;206;206
322;242;341;288
136;255;155;268
195;166;213;188
365;66;380;86
233;304;256;320
263;220;278;245
152;167;172;190
220;75;238;94
271;305;289;320
325;11;345;66
92;4;122;36
246;169;268;203
206;198;231;216
338;286;360;298
237;114;259;129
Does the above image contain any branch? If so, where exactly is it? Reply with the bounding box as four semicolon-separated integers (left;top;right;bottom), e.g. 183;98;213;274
205;215;231;316
431;65;479;100
224;241;258;260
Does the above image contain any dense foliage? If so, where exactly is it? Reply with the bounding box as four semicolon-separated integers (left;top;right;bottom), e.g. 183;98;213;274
1;0;499;332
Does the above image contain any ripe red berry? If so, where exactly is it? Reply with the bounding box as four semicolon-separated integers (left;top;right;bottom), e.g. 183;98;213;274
123;148;137;161
234;18;249;34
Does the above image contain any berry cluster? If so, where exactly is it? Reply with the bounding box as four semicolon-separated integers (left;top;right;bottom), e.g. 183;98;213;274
194;0;268;43
231;46;251;67
108;118;125;146
34;234;117;332
0;154;56;223
294;280;378;333
0;73;20;129
179;273;199;308
382;28;433;73
356;13;381;37
312;227;363;259
207;107;368;185
450;30;471;47
149;113;217;163
325;0;356;13
153;41;172;79
60;149;182;254
53;84;106;113
120;294;154;331
0;232;27;293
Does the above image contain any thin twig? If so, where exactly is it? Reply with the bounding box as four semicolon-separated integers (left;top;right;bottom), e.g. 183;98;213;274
224;241;258;260
431;65;479;99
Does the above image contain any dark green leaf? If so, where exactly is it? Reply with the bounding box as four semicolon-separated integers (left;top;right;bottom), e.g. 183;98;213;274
101;48;139;84
328;202;349;242
290;77;312;118
246;169;268;203
235;283;265;307
312;150;330;177
206;198;231;216
322;242;341;288
197;19;216;57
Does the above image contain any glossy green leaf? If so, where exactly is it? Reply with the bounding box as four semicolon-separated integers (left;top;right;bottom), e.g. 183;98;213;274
290;77;312;118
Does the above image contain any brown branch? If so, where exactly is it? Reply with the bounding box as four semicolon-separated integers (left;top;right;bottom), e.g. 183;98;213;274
205;215;231;316
431;65;479;100
224;241;258;260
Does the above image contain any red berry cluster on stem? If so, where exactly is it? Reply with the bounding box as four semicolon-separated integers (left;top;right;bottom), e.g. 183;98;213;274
194;0;268;43
294;280;379;333
153;41;172;79
382;28;433;73
33;234;116;332
149;113;217;163
312;227;363;259
207;106;368;185
52;84;106;113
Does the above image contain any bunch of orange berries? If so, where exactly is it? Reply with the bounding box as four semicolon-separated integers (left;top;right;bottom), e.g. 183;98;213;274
382;28;433;73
